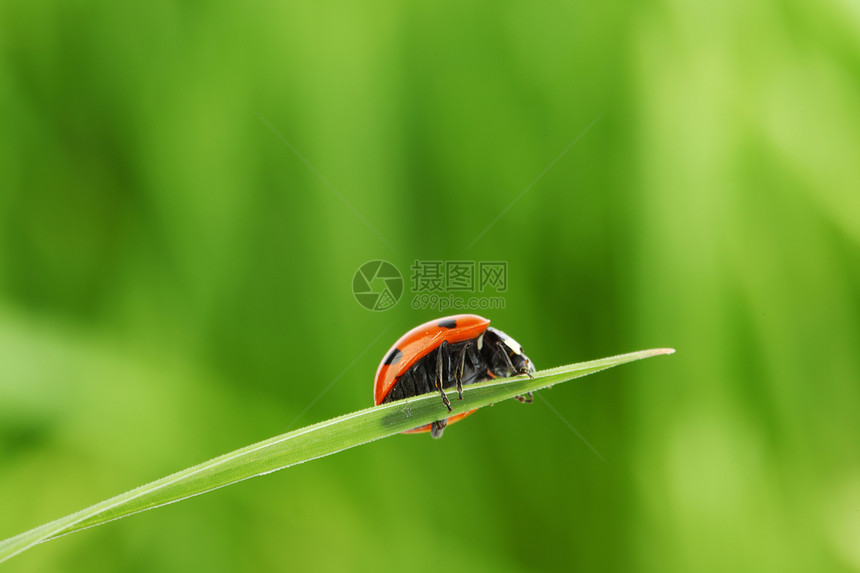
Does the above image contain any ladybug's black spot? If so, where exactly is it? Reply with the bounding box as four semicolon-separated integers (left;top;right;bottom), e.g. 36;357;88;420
384;348;402;365
437;318;458;329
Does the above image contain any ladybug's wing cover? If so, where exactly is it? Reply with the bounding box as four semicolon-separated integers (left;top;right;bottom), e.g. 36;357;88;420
373;314;489;404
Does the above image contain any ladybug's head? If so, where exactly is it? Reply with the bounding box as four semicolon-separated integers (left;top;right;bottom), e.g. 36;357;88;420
482;327;536;378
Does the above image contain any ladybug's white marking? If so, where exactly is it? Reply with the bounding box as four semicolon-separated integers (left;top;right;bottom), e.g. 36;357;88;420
494;328;524;355
476;332;485;351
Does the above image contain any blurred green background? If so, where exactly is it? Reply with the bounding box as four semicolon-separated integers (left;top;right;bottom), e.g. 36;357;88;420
1;1;859;571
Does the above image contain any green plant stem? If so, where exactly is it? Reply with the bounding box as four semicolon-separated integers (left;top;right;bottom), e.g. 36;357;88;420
0;348;674;564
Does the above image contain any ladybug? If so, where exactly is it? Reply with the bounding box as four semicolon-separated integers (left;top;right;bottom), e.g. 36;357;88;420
374;314;536;438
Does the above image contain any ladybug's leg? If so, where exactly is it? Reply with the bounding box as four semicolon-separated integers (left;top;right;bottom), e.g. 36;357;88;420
497;342;518;376
522;360;535;379
495;342;534;378
430;418;447;439
497;342;534;405
514;359;535;404
515;359;535;403
435;341;453;412
514;392;534;404
454;341;472;400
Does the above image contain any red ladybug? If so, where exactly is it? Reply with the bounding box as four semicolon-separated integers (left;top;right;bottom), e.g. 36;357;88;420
374;314;536;438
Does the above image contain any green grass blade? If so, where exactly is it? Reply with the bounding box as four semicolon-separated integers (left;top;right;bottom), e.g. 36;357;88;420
0;348;674;563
